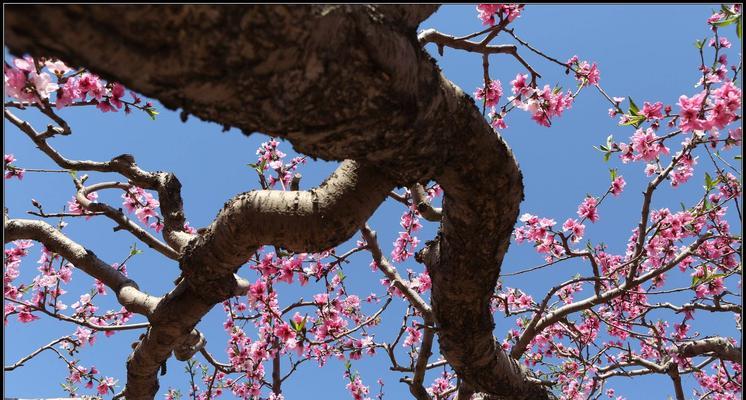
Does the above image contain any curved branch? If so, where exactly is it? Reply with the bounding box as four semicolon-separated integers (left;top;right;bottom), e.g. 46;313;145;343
180;160;394;302
679;337;742;364
4;218;158;316
75;181;179;259
4;108;193;252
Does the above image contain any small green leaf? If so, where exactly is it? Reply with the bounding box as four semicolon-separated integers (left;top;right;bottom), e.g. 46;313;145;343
609;168;618;181
606;134;614;148
130;243;143;257
628;97;640;115
620;115;646;128
737;18;742;40
704;172;714;191
694;39;705;49
735;155;742;160
603;152;612;162
145;107;159;120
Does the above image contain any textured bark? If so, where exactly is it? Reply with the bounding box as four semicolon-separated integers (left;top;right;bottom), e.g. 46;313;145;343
679;337;742;364
5;5;547;399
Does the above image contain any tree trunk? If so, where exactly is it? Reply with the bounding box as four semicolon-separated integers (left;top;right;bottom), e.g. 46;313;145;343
5;5;548;399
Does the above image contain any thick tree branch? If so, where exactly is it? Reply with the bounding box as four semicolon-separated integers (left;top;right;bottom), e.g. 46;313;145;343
4;218;158;316
180;160;394;303
6;5;537;398
679;337;742;364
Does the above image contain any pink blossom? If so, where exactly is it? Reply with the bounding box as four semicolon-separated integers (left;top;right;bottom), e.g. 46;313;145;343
45;60;70;76
577;197;599;223
511;73;531;96
78;73;105;101
403;326;422;347
97;376;117;395
28;71;59;99
13;56;35;72
345;374;370;400
474;80;503;108
56;77;82;109
75;326;96;346
274;322;296;343
629;128;669;162
677;93;706;132
610;176;626;196
562;218;586;242
641;101;663;120
17;307;39;323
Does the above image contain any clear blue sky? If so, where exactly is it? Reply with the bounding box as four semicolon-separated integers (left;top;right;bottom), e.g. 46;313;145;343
4;4;740;399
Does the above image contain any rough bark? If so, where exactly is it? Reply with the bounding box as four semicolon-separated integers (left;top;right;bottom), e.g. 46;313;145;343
5;5;547;399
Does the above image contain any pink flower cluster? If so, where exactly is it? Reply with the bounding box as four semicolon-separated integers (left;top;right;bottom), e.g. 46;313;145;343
122;186;164;232
577;196;599;223
567;55;601;87
514;213;564;260
4;154;24;180
511;74;574;127
5;56;149;114
391;201;423;263
678;81;741;133
4;56;60;103
474;79;503;108
476;4;524;25
254;139;307;190
67;192;99;220
345;374;371;400
618;128;670;163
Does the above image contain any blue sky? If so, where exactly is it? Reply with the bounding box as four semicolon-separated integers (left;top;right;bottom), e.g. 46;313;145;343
4;4;740;400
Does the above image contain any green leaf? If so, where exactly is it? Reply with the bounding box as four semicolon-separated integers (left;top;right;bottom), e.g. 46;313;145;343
713;15;740;27
620;114;646;128
737;18;742;40
735;155;742;160
594;145;609;152
603;152;612;162
606;134;614;148
337;271;346;282
694;39;705;49
129;243;143;257
145;107;159;120
609;168;618;181
705;172;714;191
722;5;735;16
628;97;640;115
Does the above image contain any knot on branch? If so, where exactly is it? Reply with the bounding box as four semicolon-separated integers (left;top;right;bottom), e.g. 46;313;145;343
173;330;206;361
415;236;440;266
